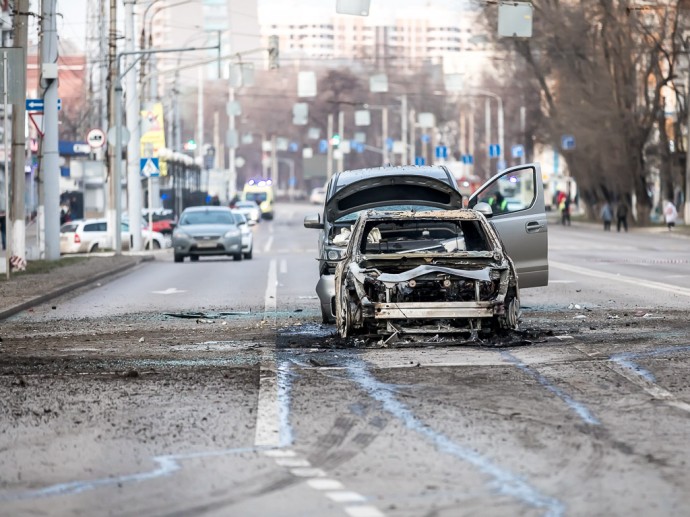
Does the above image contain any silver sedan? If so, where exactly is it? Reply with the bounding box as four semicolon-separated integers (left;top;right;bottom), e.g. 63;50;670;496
172;206;243;262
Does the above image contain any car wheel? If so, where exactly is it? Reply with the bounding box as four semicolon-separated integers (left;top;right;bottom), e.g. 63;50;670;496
337;287;354;338
152;240;161;250
190;255;199;262
244;246;253;260
496;289;520;330
90;243;99;253
174;254;184;263
321;305;334;324
234;252;243;261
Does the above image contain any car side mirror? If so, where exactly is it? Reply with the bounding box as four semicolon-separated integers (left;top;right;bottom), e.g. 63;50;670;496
304;213;323;229
474;202;494;218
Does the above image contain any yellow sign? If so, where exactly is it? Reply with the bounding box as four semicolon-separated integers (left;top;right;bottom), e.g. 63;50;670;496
140;103;167;175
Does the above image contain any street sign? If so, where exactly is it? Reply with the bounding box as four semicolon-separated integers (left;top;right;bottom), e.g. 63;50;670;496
86;128;106;149
461;154;474;164
561;135;576;151
0;48;26;105
489;144;501;158
26;99;43;111
28;112;44;137
435;145;448;159
140;157;160;177
415;156;425;166
107;126;130;146
421;134;430;144
318;139;328;153
25;98;61;111
511;144;524;159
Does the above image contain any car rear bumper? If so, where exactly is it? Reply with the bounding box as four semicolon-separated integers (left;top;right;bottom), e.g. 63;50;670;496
173;238;242;255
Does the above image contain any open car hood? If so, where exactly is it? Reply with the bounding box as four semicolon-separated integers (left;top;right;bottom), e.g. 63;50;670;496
325;175;463;223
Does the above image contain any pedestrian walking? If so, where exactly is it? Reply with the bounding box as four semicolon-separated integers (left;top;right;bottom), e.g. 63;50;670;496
600;201;613;231
560;196;571;226
616;201;628;232
663;200;678;230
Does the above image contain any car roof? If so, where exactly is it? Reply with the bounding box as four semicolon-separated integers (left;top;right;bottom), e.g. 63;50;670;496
181;206;232;213
330;165;457;193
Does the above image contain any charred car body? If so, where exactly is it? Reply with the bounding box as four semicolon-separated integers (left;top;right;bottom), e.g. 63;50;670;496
306;163;549;333
334;209;520;337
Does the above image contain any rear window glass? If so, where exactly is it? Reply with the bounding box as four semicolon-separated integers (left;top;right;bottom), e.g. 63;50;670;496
180;210;235;225
60;223;78;233
84;223;103;232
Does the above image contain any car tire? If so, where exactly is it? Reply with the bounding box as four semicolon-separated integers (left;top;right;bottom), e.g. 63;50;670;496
190;255;199;262
337;287;354;338
152;240;161;250
244;247;253;260
174;254;184;263
90;243;99;253
496;289;520;330
234;252;243;261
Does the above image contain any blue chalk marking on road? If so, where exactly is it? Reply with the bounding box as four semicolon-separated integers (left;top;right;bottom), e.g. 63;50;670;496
0;446;262;501
501;351;600;426
610;345;690;384
347;360;565;517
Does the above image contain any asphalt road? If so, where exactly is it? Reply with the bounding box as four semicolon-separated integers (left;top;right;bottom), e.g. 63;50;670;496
1;202;689;517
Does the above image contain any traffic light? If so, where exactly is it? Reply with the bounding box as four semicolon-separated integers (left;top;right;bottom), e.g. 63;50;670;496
183;139;197;151
268;35;279;70
330;134;341;147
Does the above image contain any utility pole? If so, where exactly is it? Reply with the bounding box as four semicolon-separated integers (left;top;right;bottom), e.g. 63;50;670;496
485;98;491;179
197;68;204;163
107;0;121;253
337;110;344;173
11;0;29;265
228;84;236;200
326;113;333;179
381;106;389;166
400;94;408;166
409;108;416;164
124;0;142;250
40;0;60;260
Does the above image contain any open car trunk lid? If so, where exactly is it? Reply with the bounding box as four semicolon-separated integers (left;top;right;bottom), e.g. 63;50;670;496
325;174;464;223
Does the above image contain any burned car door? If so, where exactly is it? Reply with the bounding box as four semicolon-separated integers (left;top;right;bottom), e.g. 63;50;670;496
468;163;548;288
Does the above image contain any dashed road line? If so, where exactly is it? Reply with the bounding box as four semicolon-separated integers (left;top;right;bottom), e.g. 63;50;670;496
280;259;287;274
551;260;690;297
264;259;277;314
264;235;274;253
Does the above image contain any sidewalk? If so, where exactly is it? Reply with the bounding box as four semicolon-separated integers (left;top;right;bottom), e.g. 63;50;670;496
548;212;690;237
0;253;154;320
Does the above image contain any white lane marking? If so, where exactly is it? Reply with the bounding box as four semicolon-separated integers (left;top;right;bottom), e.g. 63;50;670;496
551;261;690;297
664;274;689;279
290;467;326;478
254;369;280;447
275;457;311;468
152;287;186;294
327;491;367;503
264;235;274;253
264;259;277;314
549;280;575;284
280;259;287;274
264;449;297;458
307;478;345;491
344;506;386;517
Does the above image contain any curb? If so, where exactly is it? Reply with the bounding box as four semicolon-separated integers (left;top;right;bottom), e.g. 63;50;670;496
0;255;154;321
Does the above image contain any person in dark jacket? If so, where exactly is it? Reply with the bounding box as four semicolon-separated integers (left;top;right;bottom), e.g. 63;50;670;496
616;201;628;232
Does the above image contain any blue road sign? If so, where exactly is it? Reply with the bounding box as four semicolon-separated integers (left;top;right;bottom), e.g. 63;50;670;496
289;142;299;153
421;134;430;144
561;135;576;151
386;137;394;151
435;145;448;159
511;144;524;159
140;157;160;177
355;142;364;154
26;98;61;111
318;139;328;153
488;144;501;158
26;99;43;111
415;156;426;166
461;154;474;164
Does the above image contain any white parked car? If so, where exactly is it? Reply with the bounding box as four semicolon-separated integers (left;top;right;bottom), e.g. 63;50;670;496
310;187;327;205
234;201;261;224
230;209;255;259
60;218;167;254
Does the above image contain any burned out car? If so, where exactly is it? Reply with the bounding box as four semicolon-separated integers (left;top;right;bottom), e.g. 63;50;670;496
306;164;549;327
334;209;520;337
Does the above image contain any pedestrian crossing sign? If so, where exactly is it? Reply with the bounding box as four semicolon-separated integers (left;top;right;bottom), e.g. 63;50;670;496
140;158;160;177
